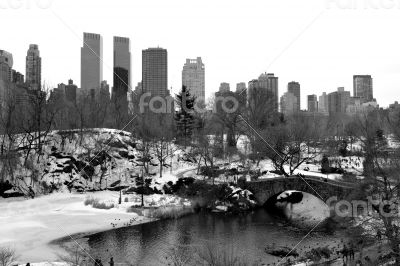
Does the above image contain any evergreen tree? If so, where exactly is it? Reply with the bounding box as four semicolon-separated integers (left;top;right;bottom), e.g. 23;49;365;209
175;86;196;148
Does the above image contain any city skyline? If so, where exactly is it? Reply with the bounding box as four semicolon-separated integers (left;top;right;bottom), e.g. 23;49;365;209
1;2;400;263
5;35;392;109
1;0;400;107
0;39;384;114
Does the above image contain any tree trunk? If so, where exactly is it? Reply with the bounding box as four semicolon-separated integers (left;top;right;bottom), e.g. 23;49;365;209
159;143;163;178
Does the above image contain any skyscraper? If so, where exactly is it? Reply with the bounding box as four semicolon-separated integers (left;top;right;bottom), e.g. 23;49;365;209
0;50;13;82
65;79;78;103
353;75;373;102
236;82;246;93
81;33;103;95
113;36;131;90
307;94;318;112
26;44;41;90
328;87;351;115
280;92;297;115
247;73;279;112
252;73;279;112
12;70;24;84
318;92;328;115
112;36;131;116
219;82;230;93
142;48;168;97
287;81;300;111
182;57;205;101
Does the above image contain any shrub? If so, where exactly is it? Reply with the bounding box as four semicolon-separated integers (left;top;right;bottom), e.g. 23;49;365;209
321;155;330;173
169;177;195;193
84;197;114;209
58;246;87;266
177;181;236;209
303;246;332;262
199;166;224;178
195;242;254;266
128;206;194;219
147;206;194;219
83;197;95;206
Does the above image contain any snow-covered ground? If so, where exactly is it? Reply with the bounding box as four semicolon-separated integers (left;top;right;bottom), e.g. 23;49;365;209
203;157;355;184
0;131;370;264
0;190;191;263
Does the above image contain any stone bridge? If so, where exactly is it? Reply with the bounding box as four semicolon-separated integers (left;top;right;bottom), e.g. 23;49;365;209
241;176;357;205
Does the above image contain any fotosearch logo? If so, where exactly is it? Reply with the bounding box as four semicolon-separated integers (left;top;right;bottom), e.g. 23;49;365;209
139;92;239;114
0;0;54;9
326;0;400;9
326;196;400;218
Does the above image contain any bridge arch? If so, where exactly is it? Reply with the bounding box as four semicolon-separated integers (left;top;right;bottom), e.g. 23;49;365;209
241;176;355;205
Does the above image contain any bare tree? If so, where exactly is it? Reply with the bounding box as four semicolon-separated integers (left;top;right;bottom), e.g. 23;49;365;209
213;90;246;148
242;86;281;156
259;113;319;176
350;109;400;264
192;117;221;184
0;246;18;266
146;112;175;178
58;246;89;266
110;93;128;129
0;83;22;184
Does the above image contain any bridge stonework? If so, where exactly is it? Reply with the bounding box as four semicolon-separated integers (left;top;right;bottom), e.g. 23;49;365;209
242;176;356;205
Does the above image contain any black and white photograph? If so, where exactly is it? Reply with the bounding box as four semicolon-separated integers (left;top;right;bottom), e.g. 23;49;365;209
1;0;400;265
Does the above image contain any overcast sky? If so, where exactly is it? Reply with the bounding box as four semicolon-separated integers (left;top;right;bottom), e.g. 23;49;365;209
1;0;399;108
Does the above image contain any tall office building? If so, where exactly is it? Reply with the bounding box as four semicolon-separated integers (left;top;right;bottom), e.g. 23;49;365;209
248;73;279;112
287;81;300;111
236;82;246;93
113;36;131;90
0;50;13;82
26;44;41;90
81;33;103;95
307;94;318;112
318;92;329;115
0;50;32;112
353;75;373;103
12;70;24;84
182;57;205;100
51;79;78;103
219;82;230;93
280;92;297;115
142;48;168;97
65;79;78;103
328;87;351;115
0;50;13;110
112;36;131;115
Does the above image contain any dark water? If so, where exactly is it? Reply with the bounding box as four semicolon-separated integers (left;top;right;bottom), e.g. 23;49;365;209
88;209;344;265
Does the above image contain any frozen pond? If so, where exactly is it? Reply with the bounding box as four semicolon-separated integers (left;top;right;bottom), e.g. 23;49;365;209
88;209;346;265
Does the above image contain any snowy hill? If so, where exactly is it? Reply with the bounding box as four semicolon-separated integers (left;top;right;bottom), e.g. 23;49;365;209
1;128;188;197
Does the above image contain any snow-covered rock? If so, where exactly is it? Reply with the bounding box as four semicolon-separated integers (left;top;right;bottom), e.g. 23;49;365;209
1;129;194;197
210;186;257;213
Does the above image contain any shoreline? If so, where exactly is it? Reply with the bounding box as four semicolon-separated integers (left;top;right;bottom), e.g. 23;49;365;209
0;191;159;263
2;194;377;265
50;216;157;261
